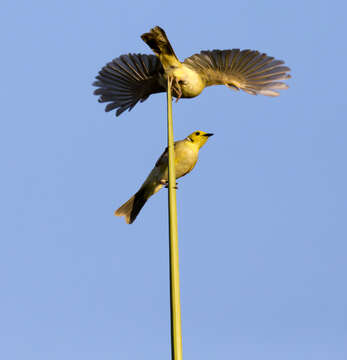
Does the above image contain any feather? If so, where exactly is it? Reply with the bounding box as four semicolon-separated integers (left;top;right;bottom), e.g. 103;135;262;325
93;54;165;116
183;49;291;97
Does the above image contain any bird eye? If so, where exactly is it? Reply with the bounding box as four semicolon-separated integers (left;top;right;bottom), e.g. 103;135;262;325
195;132;200;136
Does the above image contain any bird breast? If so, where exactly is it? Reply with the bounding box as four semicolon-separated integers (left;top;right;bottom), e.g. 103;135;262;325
174;141;199;178
175;66;205;98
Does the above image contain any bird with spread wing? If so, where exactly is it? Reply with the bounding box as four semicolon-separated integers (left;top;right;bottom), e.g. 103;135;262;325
93;26;291;117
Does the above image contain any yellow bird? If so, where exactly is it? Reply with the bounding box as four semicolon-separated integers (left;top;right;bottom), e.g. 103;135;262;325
93;26;290;116
115;131;213;224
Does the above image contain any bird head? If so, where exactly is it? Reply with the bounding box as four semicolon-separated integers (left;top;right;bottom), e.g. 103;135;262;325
186;131;213;148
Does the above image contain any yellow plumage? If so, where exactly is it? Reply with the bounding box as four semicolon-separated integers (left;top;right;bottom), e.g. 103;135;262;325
115;131;213;224
93;26;291;116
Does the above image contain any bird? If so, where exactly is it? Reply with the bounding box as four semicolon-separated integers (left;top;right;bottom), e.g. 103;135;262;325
93;26;291;117
115;131;213;224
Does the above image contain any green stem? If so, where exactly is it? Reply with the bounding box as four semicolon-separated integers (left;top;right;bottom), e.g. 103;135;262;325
167;77;183;360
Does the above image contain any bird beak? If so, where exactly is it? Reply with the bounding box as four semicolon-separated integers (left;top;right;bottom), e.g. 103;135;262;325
203;133;214;137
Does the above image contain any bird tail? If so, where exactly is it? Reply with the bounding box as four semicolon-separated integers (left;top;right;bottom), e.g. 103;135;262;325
114;188;148;224
141;26;180;68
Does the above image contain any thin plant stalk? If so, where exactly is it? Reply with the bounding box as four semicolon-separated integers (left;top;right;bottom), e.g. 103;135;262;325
167;78;183;360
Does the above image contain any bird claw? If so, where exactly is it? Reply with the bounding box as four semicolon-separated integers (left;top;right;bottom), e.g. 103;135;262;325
166;185;178;189
174;78;182;102
168;76;182;102
161;179;178;189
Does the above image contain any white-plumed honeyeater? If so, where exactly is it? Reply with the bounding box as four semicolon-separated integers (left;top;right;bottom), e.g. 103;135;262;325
93;26;291;116
115;131;213;224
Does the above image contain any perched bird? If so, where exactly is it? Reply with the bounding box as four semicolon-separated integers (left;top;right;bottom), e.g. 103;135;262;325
115;131;213;224
93;26;291;116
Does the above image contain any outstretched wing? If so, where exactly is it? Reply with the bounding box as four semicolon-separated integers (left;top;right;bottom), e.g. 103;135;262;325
93;53;166;116
184;49;291;96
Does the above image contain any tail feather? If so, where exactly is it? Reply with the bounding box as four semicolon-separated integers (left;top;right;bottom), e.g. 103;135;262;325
115;188;148;224
141;26;179;66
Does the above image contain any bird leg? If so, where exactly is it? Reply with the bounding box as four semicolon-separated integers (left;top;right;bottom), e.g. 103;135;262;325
167;76;182;102
174;78;182;102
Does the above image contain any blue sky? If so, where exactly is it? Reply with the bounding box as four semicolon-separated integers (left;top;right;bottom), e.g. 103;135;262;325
1;1;346;359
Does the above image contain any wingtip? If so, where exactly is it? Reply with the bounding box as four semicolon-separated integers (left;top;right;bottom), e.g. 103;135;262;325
259;90;280;97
